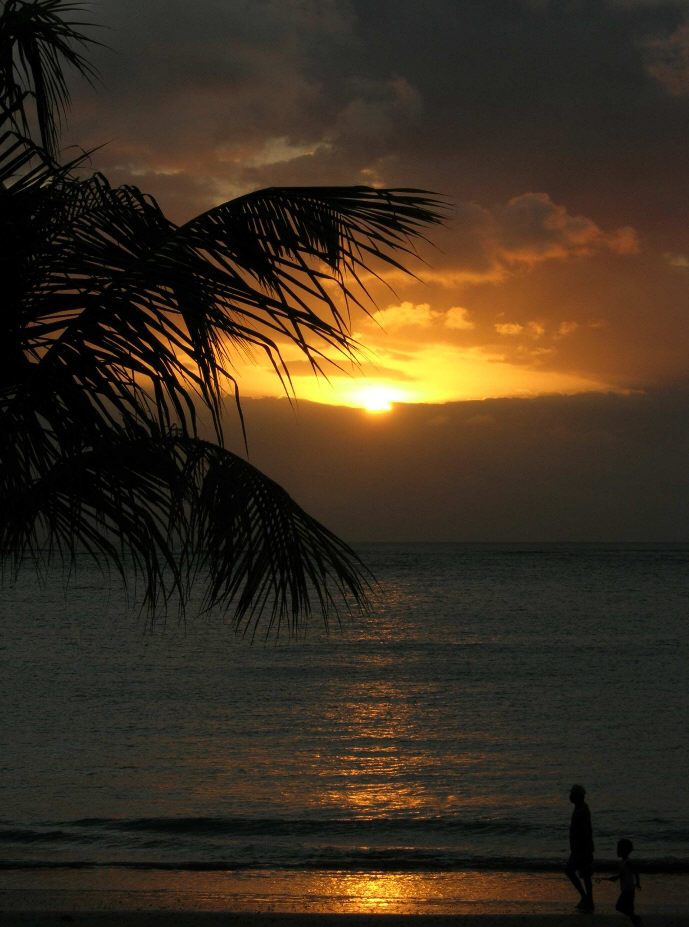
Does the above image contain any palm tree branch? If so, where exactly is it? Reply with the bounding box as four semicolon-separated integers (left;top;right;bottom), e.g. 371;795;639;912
0;0;100;157
2;427;372;629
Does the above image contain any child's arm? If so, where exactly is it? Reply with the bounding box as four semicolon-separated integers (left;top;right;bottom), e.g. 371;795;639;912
631;860;641;889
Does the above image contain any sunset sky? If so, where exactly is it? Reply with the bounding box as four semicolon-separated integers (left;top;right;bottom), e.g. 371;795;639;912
65;0;689;541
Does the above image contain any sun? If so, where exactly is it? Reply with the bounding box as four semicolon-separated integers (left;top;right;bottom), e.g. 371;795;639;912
354;385;401;413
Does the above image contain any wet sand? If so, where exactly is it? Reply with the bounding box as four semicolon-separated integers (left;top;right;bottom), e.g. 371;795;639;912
3;914;689;927
1;869;688;924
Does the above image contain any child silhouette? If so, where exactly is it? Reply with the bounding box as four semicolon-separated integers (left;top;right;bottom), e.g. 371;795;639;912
601;838;641;926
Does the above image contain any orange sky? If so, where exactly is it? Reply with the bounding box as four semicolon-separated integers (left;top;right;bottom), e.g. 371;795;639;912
63;0;689;538
224;192;648;407
67;1;689;409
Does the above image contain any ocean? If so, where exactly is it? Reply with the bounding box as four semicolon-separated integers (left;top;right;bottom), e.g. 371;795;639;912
1;542;688;913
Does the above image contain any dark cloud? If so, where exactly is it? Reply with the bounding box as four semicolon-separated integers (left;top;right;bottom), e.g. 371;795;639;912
227;390;689;542
343;1;687;212
69;1;689;229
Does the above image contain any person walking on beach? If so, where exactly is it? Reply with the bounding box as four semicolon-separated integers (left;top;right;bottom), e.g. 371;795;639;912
600;838;642;926
565;783;595;911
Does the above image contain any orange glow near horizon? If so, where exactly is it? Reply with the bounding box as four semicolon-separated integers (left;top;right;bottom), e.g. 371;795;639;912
216;322;619;411
226;347;615;410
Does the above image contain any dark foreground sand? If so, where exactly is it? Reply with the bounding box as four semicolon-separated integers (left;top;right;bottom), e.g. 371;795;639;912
3;915;689;927
2;871;688;925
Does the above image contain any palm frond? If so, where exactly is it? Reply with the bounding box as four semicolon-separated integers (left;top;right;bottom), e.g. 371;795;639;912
1;427;371;632
3;174;447;448
0;0;99;158
181;185;447;332
185;438;371;635
0;1;447;634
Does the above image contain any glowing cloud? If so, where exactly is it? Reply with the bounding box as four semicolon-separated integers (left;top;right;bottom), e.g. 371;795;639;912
497;193;640;264
445;306;475;330
372;302;435;330
495;322;524;336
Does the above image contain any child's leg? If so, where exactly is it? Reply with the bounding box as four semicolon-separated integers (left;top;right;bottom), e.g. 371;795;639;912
616;890;640;925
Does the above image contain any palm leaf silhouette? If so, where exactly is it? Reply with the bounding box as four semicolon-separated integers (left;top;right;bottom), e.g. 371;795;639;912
0;1;446;633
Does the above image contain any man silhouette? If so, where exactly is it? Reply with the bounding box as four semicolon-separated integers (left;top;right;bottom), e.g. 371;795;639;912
565;783;595;911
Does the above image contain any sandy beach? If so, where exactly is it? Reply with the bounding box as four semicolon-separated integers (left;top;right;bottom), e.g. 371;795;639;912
3;914;689;927
1;869;688;925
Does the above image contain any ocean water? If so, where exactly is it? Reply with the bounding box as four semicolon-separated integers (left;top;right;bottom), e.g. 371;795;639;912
1;542;689;910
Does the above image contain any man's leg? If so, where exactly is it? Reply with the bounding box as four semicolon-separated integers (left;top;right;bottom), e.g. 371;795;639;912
565;862;586;899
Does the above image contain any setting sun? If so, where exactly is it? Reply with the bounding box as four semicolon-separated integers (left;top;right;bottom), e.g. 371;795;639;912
354;385;403;413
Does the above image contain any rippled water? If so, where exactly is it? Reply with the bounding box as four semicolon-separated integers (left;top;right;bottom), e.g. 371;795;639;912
1;543;688;874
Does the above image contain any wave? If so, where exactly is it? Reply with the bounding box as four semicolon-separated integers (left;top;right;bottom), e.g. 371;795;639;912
0;814;537;841
75;815;536;836
0;815;689;873
1;815;688;875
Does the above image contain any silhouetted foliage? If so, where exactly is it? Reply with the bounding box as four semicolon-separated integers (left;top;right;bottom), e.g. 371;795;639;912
0;0;445;634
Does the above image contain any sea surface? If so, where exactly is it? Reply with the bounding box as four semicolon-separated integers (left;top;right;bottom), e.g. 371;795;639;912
1;542;689;911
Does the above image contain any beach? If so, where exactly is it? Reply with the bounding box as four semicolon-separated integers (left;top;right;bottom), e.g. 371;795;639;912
3;909;689;925
1;867;689;923
3;912;689;927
